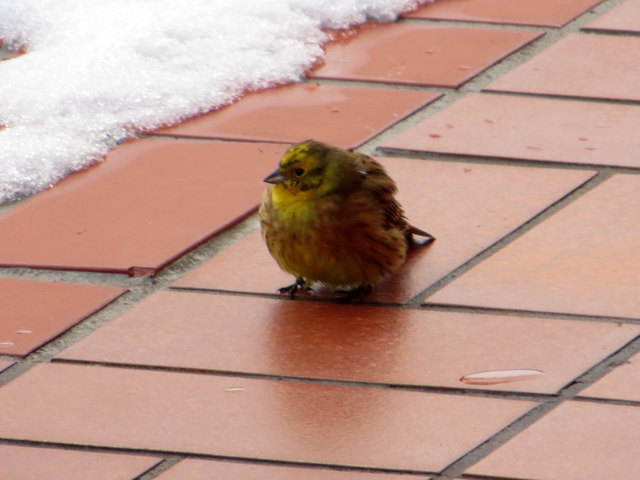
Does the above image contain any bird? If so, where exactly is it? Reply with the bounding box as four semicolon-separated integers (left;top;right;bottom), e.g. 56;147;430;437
259;139;434;299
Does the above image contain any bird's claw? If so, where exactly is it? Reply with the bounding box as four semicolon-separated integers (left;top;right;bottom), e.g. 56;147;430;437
277;277;312;299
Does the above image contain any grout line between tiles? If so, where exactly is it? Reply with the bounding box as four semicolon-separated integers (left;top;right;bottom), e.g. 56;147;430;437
406;170;612;306
579;26;640;37
573;396;640;407
50;357;559;403
480;88;640;107
376;148;640;174
0;216;261;386
358;0;632;155
396;17;557;31
0;1;636;475
0;437;437;477
421;303;640;326
432;332;640;478
167;283;640;328
134;455;185;480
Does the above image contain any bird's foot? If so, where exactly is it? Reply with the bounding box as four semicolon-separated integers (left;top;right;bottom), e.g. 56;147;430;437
277;277;313;299
334;284;372;302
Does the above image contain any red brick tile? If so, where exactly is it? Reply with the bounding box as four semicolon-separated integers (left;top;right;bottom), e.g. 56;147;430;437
59;291;640;394
580;352;640;402
0;444;160;480
403;0;603;27
382;93;640;168
585;0;640;33
175;157;593;302
156;459;416;480
0;278;124;356
153;83;440;150
429;175;640;319
0;363;535;471
310;24;541;87
468;401;640;480
487;33;640;101
0;139;287;275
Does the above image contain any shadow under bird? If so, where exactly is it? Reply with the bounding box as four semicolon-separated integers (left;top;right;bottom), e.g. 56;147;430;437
259;139;434;299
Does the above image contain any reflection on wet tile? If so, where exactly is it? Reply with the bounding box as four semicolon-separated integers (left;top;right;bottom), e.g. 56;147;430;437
311;23;541;87
154;83;439;149
0;139;287;275
59;292;640;394
0;363;535;471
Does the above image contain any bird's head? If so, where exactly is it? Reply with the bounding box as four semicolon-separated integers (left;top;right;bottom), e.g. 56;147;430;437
263;140;339;197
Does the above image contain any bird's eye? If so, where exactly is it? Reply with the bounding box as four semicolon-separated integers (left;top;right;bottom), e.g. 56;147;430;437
294;168;305;176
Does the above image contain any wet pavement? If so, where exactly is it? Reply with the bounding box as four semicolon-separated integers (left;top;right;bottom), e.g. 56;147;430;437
1;1;639;479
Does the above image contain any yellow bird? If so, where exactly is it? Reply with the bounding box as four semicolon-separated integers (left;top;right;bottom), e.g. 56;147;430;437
259;140;434;298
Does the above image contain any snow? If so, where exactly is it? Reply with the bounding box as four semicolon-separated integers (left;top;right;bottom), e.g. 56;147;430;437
0;0;429;203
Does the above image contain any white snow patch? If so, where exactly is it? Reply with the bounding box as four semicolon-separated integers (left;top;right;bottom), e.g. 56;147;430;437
0;0;430;203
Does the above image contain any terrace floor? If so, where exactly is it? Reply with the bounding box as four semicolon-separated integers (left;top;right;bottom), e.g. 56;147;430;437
1;0;640;479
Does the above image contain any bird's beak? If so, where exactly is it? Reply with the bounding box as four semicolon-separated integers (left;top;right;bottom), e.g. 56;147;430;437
263;168;286;184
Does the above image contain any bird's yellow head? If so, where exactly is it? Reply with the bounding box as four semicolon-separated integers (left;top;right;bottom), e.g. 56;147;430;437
263;140;336;197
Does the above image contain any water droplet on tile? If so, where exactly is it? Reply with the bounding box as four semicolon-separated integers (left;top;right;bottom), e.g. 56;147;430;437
445;124;455;129
585;146;596;151
425;49;434;54
330;107;340;113
483;119;495;124
458;65;470;70
16;330;32;334
428;133;441;138
460;369;545;385
0;341;15;347
463;167;472;173
224;387;246;393
578;137;588;141
526;146;543;150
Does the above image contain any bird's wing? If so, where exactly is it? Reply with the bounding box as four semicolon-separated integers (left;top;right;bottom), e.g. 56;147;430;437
351;154;410;231
353;153;435;243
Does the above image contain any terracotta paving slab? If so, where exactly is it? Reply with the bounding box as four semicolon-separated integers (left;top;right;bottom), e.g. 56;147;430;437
0;139;288;276
585;0;640;33
310;24;542;87
155;459;418;480
403;0;603;27
0;363;535;471
0;278;124;356
175;157;593;303
429;175;640;319
467;401;640;480
487;33;640;101
59;291;640;394
0;444;160;480
580;352;640;402
153;83;439;149
382;93;640;168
